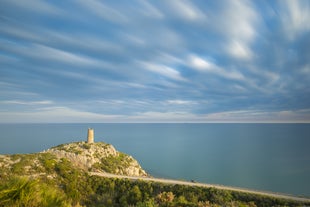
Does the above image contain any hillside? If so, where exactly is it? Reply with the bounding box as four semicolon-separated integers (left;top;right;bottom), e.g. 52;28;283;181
47;142;147;176
0;141;147;178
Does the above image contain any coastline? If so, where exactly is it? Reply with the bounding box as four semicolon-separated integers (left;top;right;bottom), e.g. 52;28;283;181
90;172;310;203
1;123;309;197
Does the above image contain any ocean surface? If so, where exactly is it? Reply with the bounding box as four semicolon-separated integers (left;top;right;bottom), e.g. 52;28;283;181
0;123;309;197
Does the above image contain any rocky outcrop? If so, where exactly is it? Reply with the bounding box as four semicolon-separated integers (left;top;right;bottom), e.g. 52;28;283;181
45;142;147;177
0;141;147;178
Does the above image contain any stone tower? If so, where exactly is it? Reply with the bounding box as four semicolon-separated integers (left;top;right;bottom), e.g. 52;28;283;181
87;128;94;143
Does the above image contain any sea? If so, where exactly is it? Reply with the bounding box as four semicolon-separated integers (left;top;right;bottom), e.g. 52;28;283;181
0;123;309;197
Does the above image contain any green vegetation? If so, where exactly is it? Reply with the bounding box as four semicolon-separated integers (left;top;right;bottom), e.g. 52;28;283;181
1;173;308;206
51;142;83;154
93;153;131;173
82;143;91;150
1;143;309;207
39;153;58;172
0;177;69;207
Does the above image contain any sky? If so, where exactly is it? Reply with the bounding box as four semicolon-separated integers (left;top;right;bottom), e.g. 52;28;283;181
0;0;310;123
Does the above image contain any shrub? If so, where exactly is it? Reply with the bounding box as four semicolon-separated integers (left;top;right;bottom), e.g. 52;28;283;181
0;176;69;207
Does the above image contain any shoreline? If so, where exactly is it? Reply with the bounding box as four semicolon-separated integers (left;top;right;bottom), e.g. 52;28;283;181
90;172;310;203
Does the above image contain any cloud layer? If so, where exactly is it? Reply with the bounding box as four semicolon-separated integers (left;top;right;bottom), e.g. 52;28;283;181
0;0;309;123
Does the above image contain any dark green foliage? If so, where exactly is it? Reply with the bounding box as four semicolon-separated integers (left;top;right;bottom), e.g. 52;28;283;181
81;176;308;207
82;143;91;149
207;187;233;204
230;190;300;207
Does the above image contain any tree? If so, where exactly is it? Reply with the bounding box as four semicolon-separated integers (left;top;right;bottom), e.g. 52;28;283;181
128;185;142;205
156;191;175;207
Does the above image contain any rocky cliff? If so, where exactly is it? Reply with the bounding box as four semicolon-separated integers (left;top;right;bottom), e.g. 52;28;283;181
0;141;147;178
46;142;147;176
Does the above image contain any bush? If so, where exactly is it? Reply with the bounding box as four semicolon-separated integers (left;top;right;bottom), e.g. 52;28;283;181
0;176;69;207
83;144;91;149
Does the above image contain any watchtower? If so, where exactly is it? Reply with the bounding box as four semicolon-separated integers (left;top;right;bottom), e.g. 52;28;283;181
87;128;94;143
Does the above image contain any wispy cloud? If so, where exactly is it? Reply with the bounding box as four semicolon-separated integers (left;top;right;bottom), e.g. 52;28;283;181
165;0;206;21
138;0;164;19
0;1;309;123
75;0;128;23
0;100;53;105
201;109;310;123
300;64;310;75
139;61;186;81
0;103;309;123
227;40;253;60
279;0;310;40
189;55;217;72
165;100;197;105
0;24;44;43
31;44;100;66
0;106;123;123
219;0;259;60
1;41;103;67
188;54;245;81
2;0;62;16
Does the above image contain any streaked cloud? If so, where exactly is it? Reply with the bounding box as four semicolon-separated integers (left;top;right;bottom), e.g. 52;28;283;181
31;44;100;66
188;54;245;81
1;0;62;16
227;40;253;60
219;0;258;60
280;0;310;40
0;100;53;105
189;55;216;72
0;0;309;123
139;61;186;81
75;0;128;23
165;0;206;21
0;106;123;123
165;100;197;105
138;0;164;19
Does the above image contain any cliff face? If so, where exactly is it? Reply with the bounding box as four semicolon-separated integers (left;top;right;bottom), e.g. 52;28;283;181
0;141;147;178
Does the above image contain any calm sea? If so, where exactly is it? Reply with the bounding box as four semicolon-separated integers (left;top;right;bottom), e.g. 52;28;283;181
0;123;309;197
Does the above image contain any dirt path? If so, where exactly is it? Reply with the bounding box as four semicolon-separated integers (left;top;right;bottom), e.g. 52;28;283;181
89;172;310;203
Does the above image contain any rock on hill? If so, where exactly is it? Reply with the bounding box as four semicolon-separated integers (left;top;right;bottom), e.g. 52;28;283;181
0;141;147;178
47;142;147;176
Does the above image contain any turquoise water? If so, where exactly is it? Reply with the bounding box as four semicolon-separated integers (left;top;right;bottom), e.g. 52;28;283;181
0;123;309;197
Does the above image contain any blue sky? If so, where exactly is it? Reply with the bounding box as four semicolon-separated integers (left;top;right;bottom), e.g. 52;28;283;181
0;0;309;123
